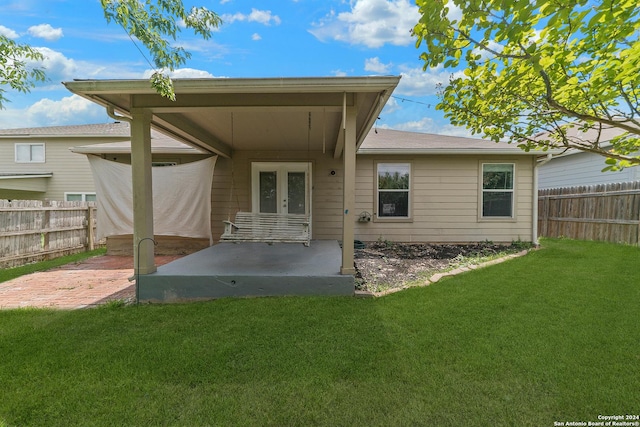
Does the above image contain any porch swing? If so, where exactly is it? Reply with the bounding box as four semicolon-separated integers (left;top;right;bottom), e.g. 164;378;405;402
220;112;312;246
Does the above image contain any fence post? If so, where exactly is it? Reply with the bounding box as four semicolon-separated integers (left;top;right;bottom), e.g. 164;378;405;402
42;200;51;252
87;205;95;251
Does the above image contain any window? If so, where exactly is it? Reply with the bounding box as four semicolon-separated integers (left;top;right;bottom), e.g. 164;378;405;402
15;143;45;163
481;163;514;217
65;193;97;202
377;162;410;218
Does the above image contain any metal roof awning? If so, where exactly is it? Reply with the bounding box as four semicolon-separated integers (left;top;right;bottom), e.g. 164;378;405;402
0;173;53;192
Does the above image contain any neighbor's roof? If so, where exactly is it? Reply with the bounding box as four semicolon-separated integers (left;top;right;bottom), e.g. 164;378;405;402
0;121;204;154
0;122;131;138
70;132;206;155
359;128;537;155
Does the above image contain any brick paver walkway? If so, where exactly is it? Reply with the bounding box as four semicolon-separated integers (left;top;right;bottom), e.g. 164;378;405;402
0;255;181;309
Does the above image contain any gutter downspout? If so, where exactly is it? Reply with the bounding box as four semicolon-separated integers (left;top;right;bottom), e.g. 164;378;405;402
106;105;132;123
533;153;553;245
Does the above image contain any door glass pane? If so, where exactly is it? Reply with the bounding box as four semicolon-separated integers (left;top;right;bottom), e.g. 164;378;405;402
259;171;277;213
288;172;306;214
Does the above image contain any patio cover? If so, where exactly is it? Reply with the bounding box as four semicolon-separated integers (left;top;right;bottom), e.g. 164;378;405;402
63;76;400;275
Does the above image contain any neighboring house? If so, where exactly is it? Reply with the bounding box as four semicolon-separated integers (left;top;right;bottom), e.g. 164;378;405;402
0;122;206;201
62;76;545;301
537;125;640;189
538;150;640;189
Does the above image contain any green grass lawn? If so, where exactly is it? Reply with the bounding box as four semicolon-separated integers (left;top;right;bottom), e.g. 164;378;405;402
1;239;638;426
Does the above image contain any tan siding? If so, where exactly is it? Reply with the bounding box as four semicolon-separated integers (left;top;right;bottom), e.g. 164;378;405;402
210;150;345;241
211;152;535;244
352;155;534;243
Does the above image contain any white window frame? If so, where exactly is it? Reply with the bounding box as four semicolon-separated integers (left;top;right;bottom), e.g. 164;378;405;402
480;162;515;219
15;143;45;163
375;161;412;221
64;192;97;202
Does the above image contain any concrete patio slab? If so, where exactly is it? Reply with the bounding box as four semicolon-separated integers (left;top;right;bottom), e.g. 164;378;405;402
138;240;355;302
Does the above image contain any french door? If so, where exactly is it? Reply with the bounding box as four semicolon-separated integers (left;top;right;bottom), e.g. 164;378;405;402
251;162;312;215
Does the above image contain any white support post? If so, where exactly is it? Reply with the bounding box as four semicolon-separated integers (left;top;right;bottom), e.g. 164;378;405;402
341;105;357;275
130;108;156;275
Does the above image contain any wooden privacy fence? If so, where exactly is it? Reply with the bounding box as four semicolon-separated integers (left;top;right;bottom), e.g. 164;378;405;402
0;200;102;268
538;181;640;245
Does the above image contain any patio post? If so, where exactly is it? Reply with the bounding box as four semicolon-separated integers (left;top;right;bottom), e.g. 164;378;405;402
130;108;156;275
340;105;357;275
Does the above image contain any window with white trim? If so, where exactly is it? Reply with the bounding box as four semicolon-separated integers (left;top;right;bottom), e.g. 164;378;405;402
15;143;45;163
376;162;411;218
481;163;514;217
65;192;97;202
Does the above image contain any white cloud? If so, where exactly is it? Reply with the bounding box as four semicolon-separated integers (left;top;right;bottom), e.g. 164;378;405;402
382;117;474;138
28;47;149;84
445;1;462;23
252;33;262;41
0;25;19;39
0;95;108;129
364;57;392;74
395;65;463;97
28;24;63;41
33;47;78;82
142;68;217;79
222;9;281;26
309;0;419;48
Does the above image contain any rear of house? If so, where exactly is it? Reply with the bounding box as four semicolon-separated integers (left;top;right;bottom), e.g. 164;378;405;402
209;129;537;246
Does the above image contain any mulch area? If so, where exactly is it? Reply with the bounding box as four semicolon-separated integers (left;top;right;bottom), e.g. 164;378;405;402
0;255;181;310
354;241;528;293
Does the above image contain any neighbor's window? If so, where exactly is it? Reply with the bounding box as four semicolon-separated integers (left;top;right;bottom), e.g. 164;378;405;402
377;162;410;218
482;163;514;217
15;143;45;163
65;193;97;202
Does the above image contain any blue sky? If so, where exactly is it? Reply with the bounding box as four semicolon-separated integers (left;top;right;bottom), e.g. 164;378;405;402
0;0;469;135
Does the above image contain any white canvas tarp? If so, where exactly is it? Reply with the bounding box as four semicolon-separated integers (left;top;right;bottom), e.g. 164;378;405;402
88;156;217;242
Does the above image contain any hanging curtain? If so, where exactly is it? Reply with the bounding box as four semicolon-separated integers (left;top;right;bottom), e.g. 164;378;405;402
88;156;217;243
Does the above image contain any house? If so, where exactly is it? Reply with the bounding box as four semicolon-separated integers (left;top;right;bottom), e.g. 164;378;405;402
61;76;543;301
355;128;538;244
536;125;640;189
0;122;207;201
538;150;640;189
